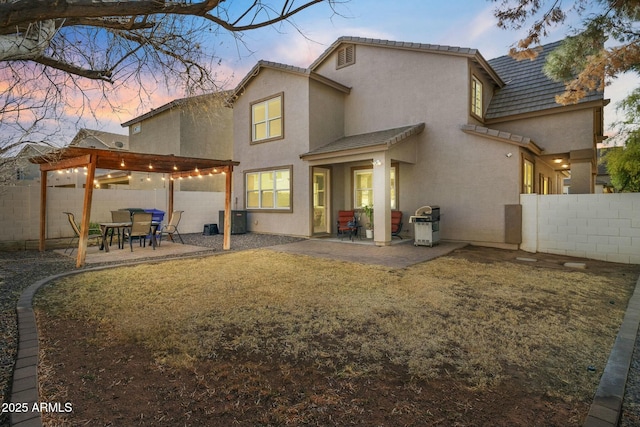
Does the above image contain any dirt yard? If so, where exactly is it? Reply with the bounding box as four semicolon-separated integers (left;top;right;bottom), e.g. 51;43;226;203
34;246;640;427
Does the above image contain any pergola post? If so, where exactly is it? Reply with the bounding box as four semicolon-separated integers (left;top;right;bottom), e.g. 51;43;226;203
168;178;174;218
223;165;233;250
77;155;96;268
39;170;47;252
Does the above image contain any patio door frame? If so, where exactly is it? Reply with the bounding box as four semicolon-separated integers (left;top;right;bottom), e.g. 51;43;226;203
312;166;331;235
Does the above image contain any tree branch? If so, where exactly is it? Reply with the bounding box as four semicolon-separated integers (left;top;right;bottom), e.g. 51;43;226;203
2;0;219;30
32;56;113;82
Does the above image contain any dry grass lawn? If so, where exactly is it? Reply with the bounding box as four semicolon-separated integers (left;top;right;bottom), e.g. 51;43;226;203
34;248;638;426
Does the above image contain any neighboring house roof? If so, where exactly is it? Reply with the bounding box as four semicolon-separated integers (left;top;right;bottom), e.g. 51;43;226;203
485;40;605;120
301;123;425;159
121;91;232;127
15;142;53;158
231;60;350;101
309;36;504;87
70;128;129;150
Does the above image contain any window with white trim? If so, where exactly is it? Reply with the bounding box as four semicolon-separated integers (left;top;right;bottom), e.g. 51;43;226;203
353;166;397;209
471;76;483;118
251;94;283;142
246;168;291;210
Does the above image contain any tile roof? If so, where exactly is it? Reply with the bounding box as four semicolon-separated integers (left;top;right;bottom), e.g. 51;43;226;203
486;40;604;119
121;91;232;127
301;123;425;158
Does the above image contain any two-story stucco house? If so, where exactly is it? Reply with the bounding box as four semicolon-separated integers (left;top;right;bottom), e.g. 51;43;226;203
230;37;606;248
121;92;233;191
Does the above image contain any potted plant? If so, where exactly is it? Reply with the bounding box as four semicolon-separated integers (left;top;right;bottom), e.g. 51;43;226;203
362;204;374;238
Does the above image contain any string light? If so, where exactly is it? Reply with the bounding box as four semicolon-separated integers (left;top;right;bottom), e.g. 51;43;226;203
120;159;125;167
148;163;153;170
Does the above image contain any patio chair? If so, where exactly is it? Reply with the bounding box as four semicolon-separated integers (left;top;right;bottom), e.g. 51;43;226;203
124;212;154;252
336;210;358;241
109;210;132;249
63;212;103;255
157;210;184;245
391;210;403;239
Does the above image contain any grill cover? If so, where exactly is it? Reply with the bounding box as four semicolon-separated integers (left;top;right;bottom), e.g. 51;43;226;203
410;205;440;222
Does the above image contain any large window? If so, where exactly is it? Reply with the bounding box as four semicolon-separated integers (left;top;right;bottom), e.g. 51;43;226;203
246;167;291;210
471;76;483;118
523;159;534;194
251;94;283;142
353;166;397;209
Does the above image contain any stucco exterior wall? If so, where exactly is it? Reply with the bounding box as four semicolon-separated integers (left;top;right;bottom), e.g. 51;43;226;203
128;109;181;156
126;99;233;192
232;68;311;237
316;45;468;136
489;108;595;154
314;44;519;245
308;79;345;151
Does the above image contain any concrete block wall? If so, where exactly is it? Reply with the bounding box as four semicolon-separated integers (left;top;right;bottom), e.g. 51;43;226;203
521;193;640;264
0;187;226;242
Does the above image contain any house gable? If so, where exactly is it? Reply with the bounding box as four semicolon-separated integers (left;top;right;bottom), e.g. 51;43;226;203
310;36;504;87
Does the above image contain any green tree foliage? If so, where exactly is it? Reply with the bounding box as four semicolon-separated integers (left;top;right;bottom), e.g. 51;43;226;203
492;0;640;104
602;88;640;192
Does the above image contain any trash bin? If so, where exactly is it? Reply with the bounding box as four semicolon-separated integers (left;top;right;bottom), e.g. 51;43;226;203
203;224;219;235
144;209;165;224
409;206;440;247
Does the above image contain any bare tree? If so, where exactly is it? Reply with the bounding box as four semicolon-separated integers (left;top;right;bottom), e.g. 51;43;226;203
0;0;344;182
491;0;640;104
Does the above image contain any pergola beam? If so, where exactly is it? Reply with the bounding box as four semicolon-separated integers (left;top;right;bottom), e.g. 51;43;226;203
39;154;92;172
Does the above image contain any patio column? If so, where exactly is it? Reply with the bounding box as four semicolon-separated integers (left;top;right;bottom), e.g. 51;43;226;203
372;153;391;246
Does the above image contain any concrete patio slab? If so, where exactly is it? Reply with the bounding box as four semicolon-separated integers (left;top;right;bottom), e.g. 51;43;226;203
267;239;467;268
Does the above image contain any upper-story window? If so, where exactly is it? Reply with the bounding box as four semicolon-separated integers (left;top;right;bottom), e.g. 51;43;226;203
337;44;355;69
251;93;283;143
471;76;483;118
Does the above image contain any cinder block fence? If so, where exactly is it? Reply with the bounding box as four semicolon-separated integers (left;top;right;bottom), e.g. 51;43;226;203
521;193;640;264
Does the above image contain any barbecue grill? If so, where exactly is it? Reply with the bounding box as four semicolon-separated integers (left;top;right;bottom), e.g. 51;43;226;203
409;205;440;247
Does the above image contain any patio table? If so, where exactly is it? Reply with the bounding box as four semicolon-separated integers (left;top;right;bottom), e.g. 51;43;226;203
99;222;159;252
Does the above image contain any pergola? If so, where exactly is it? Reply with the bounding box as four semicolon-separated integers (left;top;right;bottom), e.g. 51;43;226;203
30;147;239;267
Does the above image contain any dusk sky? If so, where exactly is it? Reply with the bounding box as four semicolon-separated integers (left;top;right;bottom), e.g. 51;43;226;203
93;0;638;137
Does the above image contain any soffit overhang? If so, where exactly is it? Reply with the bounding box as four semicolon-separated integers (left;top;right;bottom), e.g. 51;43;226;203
461;124;543;155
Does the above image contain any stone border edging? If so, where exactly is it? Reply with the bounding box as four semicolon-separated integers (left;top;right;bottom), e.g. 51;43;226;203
584;275;640;427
